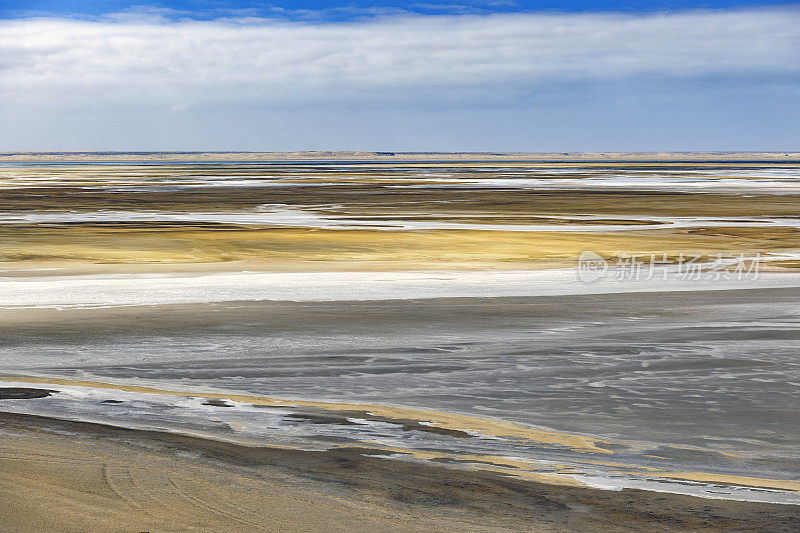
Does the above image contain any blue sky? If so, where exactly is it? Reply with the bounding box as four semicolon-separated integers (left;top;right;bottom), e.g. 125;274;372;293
2;1;796;19
0;2;798;151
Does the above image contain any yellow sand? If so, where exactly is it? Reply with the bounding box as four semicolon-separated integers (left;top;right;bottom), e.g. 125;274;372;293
0;427;495;532
2;226;797;272
663;473;800;492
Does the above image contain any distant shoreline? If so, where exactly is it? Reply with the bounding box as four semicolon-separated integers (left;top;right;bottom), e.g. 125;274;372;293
1;151;799;163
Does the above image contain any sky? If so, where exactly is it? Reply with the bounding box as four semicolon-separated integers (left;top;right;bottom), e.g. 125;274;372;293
0;1;798;151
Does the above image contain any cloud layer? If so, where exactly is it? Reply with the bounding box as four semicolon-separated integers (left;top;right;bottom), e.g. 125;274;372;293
2;9;799;107
1;8;798;150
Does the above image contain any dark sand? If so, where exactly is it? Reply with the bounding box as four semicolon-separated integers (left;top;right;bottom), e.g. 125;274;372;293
0;388;55;400
0;411;798;532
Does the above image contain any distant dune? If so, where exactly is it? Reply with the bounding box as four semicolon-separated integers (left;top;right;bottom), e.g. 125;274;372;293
1;151;798;163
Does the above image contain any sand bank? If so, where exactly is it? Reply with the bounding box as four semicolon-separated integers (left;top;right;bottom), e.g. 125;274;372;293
1;411;798;533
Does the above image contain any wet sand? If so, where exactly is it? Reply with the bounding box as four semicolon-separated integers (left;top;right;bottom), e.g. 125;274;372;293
2;158;800;529
1;289;799;504
1;160;800;272
1;411;798;533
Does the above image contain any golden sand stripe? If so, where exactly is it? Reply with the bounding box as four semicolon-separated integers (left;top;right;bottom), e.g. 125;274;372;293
661;473;800;493
3;375;799;494
0;375;610;453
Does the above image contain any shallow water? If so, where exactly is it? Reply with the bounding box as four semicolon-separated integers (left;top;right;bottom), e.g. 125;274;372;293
2;162;800;194
1;290;799;503
1;160;799;504
3;209;800;233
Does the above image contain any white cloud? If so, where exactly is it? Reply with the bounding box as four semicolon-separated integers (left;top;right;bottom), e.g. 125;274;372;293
1;9;798;107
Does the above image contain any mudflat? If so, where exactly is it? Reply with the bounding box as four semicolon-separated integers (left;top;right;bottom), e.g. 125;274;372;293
2;158;799;530
1;411;798;533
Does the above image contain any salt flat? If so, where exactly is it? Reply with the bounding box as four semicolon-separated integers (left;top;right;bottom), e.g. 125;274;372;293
3;267;800;308
1;159;799;529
